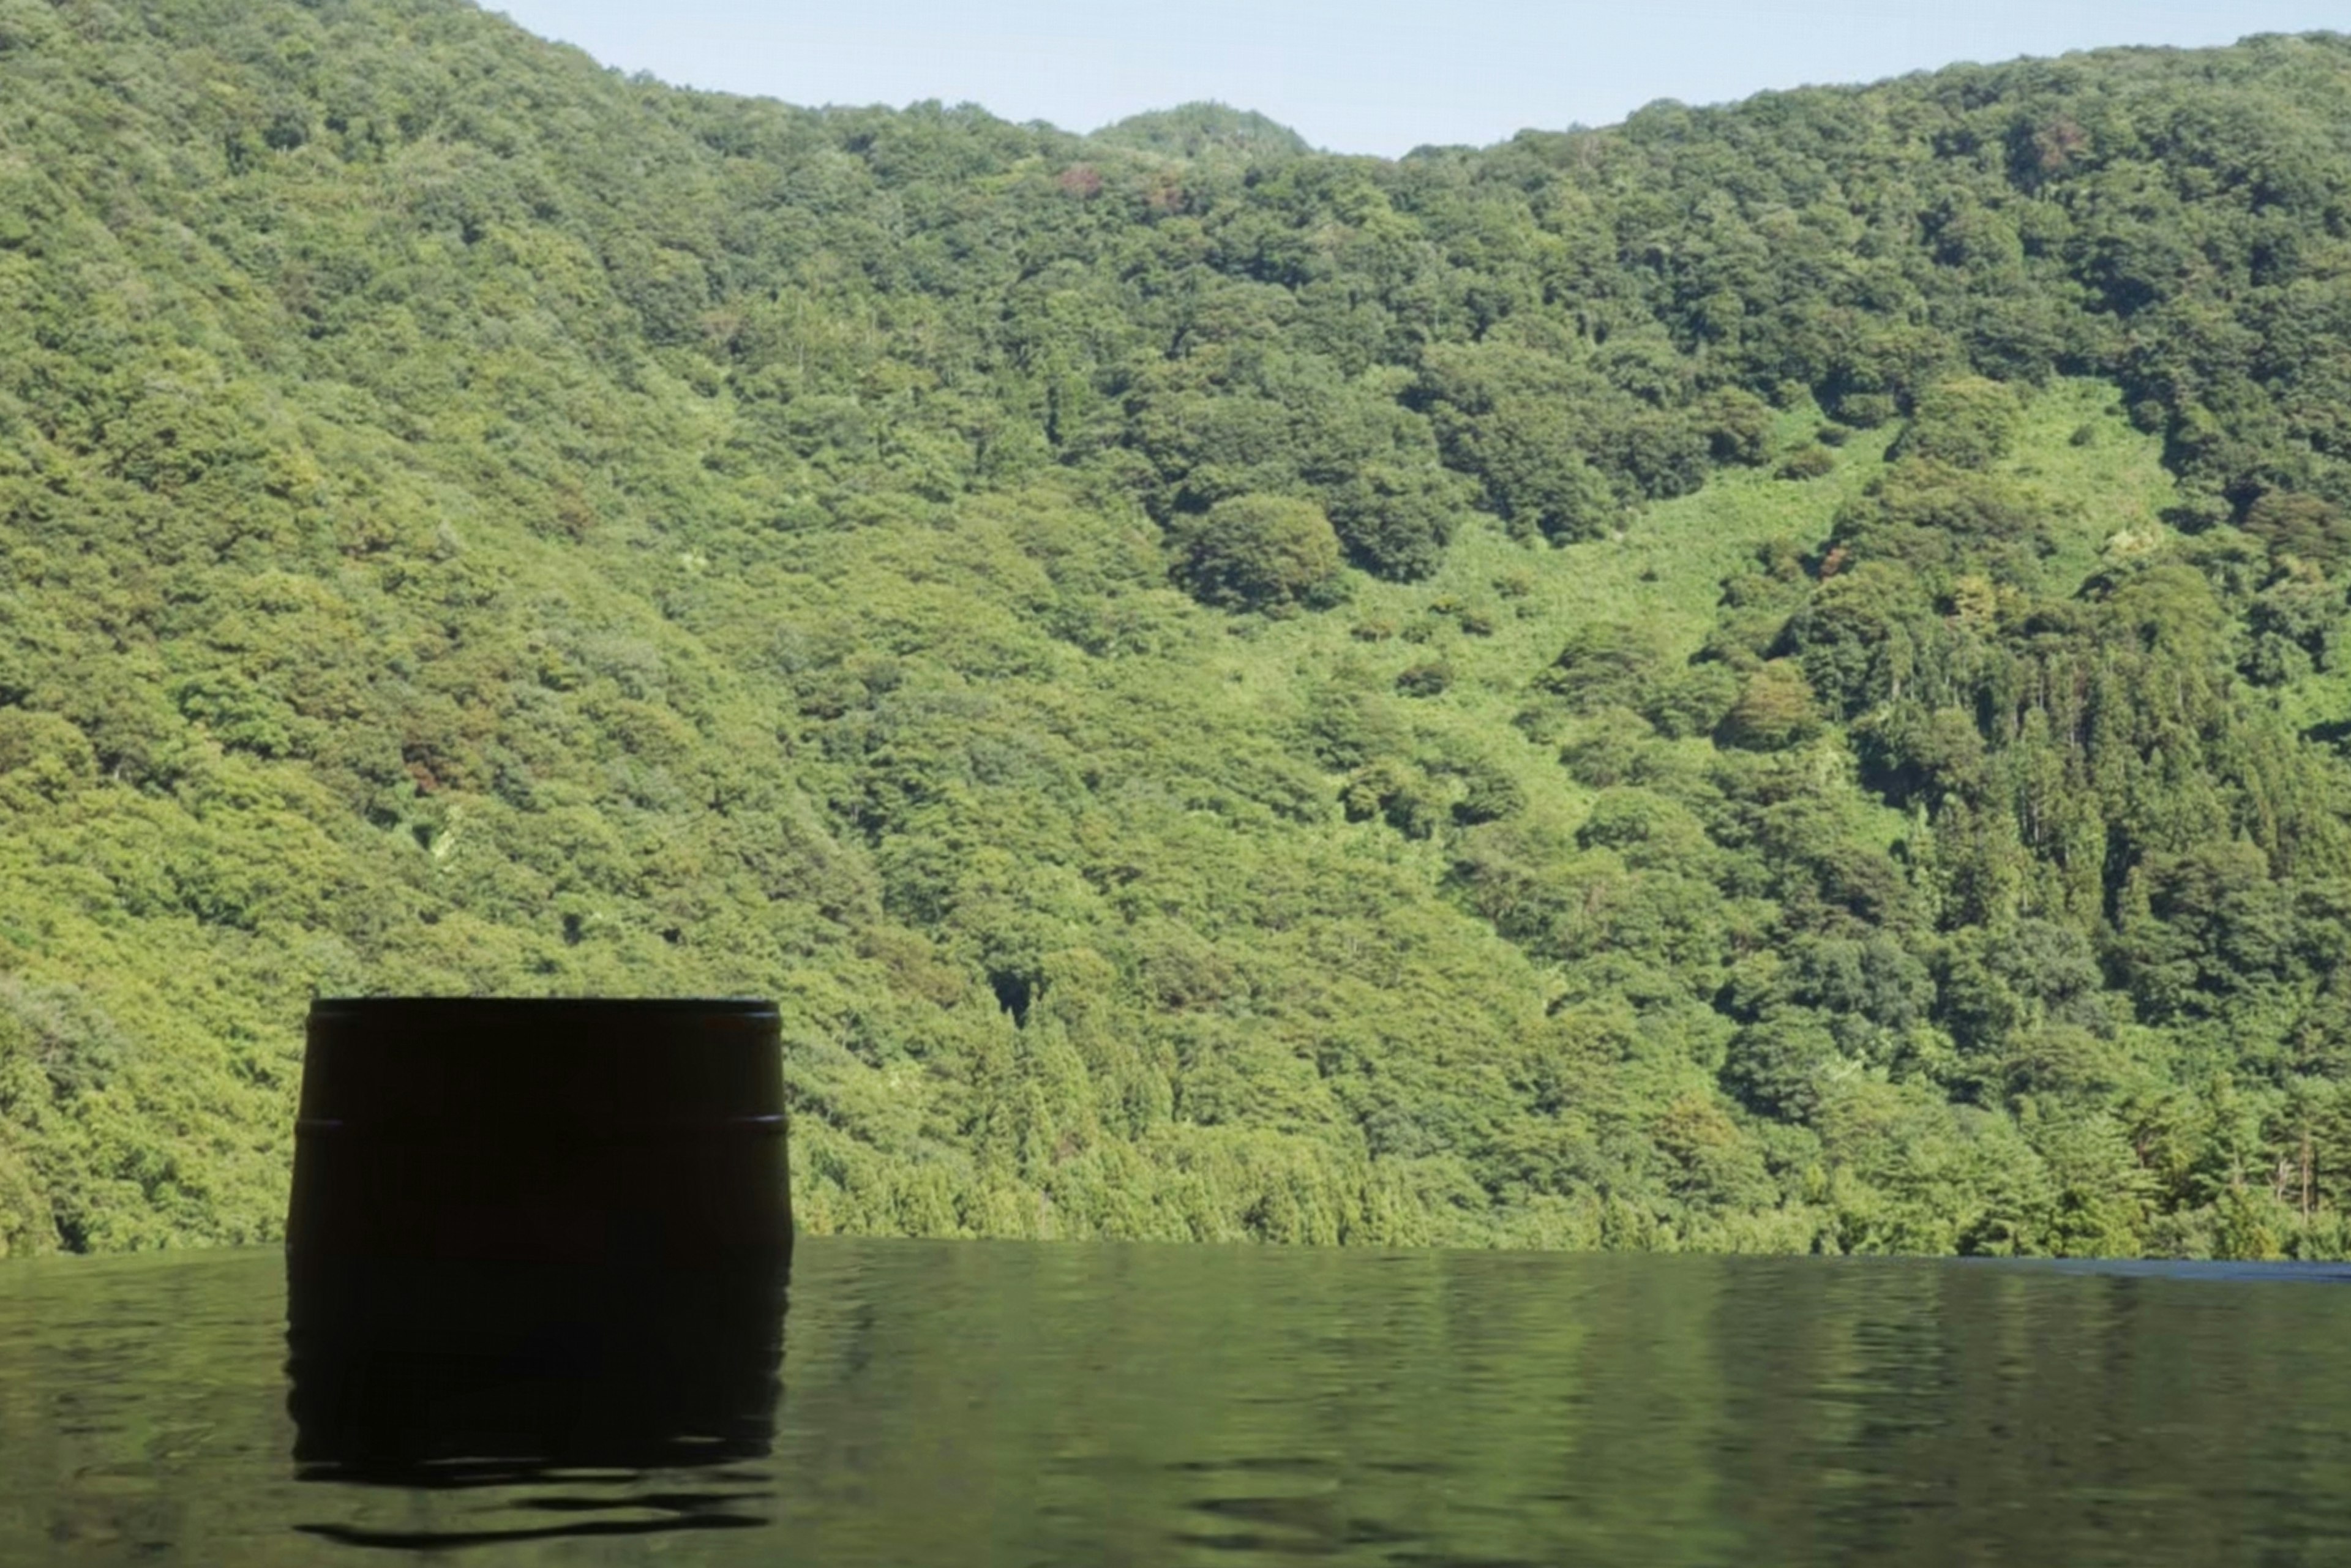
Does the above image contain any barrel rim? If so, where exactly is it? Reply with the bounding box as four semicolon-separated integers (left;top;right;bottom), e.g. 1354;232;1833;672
309;996;779;1018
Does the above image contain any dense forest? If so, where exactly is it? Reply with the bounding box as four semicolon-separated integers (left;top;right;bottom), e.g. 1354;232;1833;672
6;0;2351;1259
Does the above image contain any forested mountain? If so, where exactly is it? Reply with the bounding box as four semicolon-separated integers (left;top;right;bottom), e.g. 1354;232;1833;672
6;1;2351;1259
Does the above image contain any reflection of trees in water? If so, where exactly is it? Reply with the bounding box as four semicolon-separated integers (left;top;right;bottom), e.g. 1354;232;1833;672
767;1241;2351;1566
11;1243;2351;1561
285;1255;788;1550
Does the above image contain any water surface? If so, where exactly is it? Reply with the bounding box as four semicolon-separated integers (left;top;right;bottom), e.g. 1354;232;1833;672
4;1239;2350;1564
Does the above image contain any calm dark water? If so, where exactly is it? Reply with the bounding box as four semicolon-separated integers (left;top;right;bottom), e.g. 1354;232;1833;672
6;1240;2351;1564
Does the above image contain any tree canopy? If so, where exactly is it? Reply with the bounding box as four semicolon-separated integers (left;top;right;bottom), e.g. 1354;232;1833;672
6;1;2351;1260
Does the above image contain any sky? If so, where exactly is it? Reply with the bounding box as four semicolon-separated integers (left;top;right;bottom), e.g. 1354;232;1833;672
489;1;2349;159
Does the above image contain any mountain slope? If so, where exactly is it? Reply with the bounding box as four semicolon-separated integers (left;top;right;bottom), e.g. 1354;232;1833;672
4;1;2351;1259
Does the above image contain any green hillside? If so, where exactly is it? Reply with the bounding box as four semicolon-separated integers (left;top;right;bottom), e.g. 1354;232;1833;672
6;1;2351;1260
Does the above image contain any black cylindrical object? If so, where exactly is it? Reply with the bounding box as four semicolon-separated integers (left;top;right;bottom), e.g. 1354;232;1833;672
289;997;792;1265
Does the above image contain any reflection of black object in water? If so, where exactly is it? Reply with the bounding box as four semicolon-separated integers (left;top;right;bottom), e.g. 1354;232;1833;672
283;998;795;1548
285;1255;789;1548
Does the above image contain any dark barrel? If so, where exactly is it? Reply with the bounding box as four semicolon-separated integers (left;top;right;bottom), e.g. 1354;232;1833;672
288;997;791;1265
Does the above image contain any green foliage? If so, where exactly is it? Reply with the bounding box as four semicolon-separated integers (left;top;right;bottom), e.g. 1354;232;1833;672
1539;622;1668;713
1168;495;1344;611
1717;662;1821;751
1089;103;1311;161
1777;446;1837;481
2244;492;2351;573
1896;378;2024;470
6;1;2351;1258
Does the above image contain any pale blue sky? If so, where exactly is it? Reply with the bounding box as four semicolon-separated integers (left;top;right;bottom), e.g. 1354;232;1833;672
490;2;2350;158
